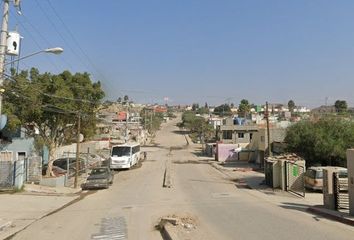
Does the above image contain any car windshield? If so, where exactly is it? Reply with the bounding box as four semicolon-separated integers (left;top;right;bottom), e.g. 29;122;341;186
112;146;131;157
91;168;108;175
338;170;348;178
315;170;323;178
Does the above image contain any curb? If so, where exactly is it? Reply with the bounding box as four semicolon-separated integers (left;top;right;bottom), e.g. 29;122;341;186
163;161;172;188
307;207;354;226
184;135;189;146
161;223;179;240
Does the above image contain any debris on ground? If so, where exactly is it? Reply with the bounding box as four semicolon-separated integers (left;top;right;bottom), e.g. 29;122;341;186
157;214;197;231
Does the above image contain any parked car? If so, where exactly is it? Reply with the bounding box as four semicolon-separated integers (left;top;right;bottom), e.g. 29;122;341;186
81;167;114;190
304;166;347;191
42;157;86;176
42;165;67;176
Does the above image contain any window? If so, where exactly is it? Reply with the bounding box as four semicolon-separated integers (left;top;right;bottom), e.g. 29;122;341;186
238;133;244;139
132;146;140;154
112;147;131;157
261;136;265;142
250;133;253;141
17;152;26;161
222;130;232;140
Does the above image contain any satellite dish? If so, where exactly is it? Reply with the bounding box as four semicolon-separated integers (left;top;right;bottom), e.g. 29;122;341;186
79;134;84;142
0;115;7;130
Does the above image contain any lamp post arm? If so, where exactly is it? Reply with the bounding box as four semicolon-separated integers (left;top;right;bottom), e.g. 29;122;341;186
4;50;44;66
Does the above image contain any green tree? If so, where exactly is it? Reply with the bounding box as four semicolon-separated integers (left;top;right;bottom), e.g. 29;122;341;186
140;109;164;134
123;95;129;104
238;99;251;117
334;100;347;113
285;117;354;167
179;111;215;143
117;97;122;103
288;100;295;112
3;68;105;176
213;104;232;116
192;103;199;111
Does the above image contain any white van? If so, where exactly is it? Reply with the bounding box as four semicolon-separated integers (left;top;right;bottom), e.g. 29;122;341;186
109;143;141;169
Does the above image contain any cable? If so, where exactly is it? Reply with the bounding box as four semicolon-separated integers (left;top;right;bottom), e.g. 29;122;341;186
9;9;62;71
35;0;111;89
46;0;114;82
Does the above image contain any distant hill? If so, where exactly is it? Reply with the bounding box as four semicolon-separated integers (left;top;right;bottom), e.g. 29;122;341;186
311;105;354;114
311;105;336;113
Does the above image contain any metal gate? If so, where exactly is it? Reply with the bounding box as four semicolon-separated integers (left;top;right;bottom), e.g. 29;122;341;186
0;161;14;188
285;161;305;197
333;172;349;210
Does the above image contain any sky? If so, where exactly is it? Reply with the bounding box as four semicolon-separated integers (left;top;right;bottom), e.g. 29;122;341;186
5;0;354;108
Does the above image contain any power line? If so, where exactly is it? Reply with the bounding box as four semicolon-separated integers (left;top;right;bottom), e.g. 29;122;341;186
46;0;114;89
36;0;113;93
9;9;66;72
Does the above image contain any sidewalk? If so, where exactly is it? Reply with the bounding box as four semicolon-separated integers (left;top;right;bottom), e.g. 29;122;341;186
0;184;81;239
208;159;354;227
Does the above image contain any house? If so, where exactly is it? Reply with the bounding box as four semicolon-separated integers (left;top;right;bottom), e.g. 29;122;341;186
0;127;36;161
248;125;288;165
208;117;223;130
219;117;258;146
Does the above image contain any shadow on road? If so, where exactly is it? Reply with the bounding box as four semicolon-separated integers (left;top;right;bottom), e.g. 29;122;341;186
172;130;190;135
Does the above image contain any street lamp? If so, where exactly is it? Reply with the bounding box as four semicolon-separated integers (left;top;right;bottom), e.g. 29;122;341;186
0;47;64;128
4;47;64;66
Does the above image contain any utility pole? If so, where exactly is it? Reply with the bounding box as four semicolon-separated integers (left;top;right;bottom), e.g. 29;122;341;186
125;105;129;143
150;110;153;133
144;109;146;130
0;0;9;120
74;112;81;188
265;102;272;157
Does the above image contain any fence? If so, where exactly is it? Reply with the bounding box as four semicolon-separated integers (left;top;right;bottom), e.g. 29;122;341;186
0;161;14;188
333;172;349;210
0;157;43;190
26;156;42;183
54;151;106;187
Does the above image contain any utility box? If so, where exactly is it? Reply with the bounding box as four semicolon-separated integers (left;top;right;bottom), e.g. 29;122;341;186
6;31;21;56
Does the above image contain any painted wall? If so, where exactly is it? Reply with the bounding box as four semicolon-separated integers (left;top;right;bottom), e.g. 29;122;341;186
216;143;239;162
0;138;36;161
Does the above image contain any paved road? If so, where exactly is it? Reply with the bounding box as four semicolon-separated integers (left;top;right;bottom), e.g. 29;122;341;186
12;117;354;240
